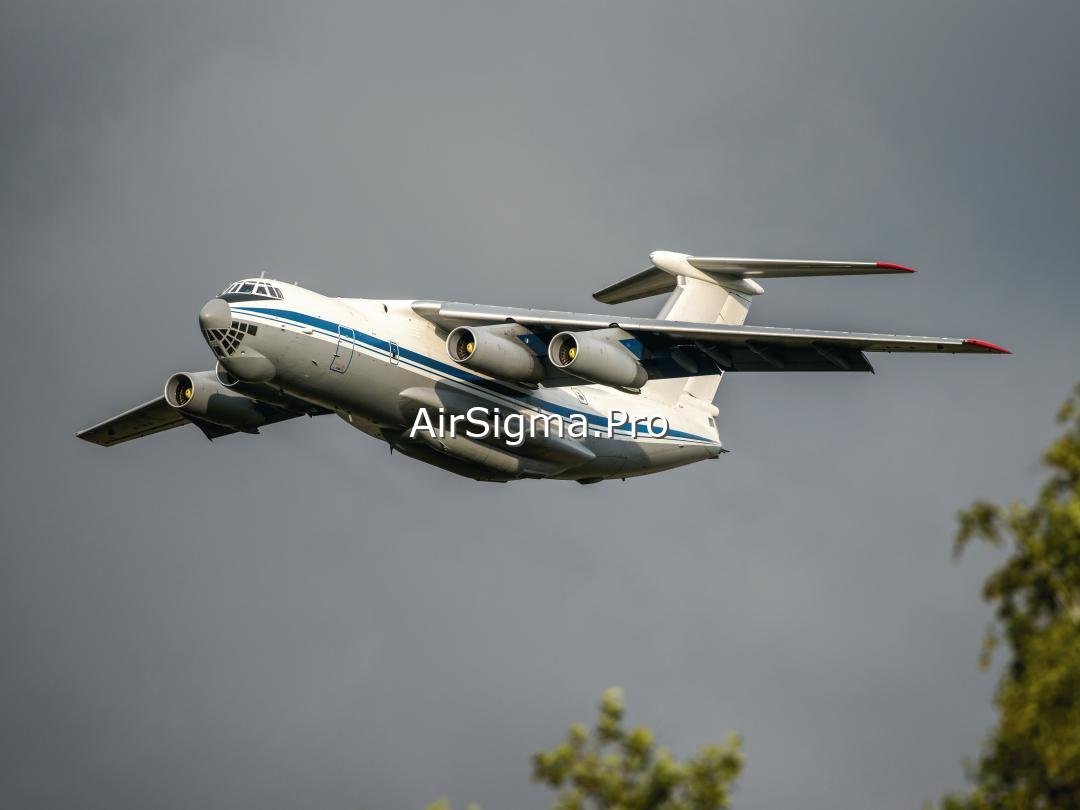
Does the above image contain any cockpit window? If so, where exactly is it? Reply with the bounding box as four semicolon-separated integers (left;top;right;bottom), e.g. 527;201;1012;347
219;281;284;300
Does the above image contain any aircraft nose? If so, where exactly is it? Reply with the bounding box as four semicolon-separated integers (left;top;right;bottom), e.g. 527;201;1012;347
199;297;231;330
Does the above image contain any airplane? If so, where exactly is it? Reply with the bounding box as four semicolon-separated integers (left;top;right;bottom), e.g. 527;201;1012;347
77;251;1008;483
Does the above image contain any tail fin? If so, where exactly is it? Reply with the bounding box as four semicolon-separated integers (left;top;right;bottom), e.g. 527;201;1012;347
592;251;916;408
651;274;751;406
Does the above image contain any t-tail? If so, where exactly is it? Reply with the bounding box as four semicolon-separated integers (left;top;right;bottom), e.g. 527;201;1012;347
592;251;919;410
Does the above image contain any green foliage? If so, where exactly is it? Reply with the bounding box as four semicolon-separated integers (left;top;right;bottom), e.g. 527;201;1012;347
426;799;479;810
430;687;743;810
532;687;742;810
938;384;1080;809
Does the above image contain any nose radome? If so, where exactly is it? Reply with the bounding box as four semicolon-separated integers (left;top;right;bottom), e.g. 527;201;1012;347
199;297;231;330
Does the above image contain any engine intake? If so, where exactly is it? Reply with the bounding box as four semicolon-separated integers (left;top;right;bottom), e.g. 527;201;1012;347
548;328;648;391
446;324;544;383
164;371;269;431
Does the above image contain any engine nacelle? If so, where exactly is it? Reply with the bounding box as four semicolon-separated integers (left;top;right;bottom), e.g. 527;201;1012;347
548;328;648;391
446;324;544;383
164;371;268;430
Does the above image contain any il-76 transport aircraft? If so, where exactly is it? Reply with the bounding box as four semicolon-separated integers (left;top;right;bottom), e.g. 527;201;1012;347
78;251;1008;483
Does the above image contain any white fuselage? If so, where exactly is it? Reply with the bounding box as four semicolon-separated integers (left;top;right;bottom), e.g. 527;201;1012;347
212;281;722;482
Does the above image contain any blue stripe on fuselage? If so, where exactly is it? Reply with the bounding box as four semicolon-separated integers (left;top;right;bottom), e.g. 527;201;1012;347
233;306;715;444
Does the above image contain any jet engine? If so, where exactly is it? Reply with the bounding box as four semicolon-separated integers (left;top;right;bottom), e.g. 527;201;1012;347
164;371;270;431
446;324;544;383
548;328;648;391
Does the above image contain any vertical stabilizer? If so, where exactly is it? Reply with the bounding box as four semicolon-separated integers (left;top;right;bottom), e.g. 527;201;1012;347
592;250;761;407
645;274;752;405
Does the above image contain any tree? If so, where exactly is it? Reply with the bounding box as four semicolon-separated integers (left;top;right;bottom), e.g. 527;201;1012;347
429;687;743;810
938;383;1080;809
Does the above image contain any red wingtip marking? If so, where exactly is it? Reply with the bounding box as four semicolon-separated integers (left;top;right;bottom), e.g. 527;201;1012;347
964;339;1011;354
877;261;917;273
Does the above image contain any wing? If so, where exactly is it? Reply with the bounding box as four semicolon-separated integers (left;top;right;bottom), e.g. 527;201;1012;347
77;397;190;447
78;384;330;447
412;301;1008;376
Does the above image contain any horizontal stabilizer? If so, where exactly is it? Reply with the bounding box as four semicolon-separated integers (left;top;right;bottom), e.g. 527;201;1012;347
592;266;677;304
684;256;916;278
594;251;915;304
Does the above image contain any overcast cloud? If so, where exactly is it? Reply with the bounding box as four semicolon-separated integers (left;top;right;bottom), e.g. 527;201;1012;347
3;2;1079;808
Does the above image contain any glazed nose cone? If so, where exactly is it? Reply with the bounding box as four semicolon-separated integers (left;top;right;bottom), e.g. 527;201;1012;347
199;297;231;330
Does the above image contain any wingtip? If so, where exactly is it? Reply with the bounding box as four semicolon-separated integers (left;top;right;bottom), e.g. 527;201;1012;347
964;338;1011;354
876;261;917;273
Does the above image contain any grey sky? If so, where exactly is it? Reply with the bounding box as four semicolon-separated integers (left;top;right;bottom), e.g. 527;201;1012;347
3;2;1078;808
